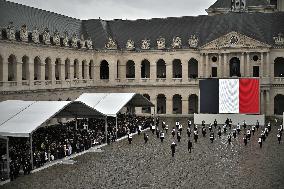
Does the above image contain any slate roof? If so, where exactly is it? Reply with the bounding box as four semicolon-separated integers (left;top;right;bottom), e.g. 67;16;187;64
0;0;284;50
209;0;270;9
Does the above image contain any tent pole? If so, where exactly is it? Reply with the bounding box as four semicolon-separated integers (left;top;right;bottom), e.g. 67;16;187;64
6;137;10;179
105;116;108;144
30;134;34;170
116;116;118;140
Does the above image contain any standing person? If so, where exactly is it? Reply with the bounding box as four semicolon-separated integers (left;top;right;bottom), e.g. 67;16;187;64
243;134;248;146
227;133;232;144
188;139;193;153
165;124;169;133
229;119;233;129
194;130;198;143
223;124;227;133
128;133;133;144
218;127;222;138
160;131;165;142
265;127;269;136
252;125;256;135
277;132;281;144
151;124;156;134
162;121;166;130
243;120;247;130
156;127;160;139
267;122;271;132
209;123;212;132
258;137;263;148
138;125;142;135
233;128;237;138
171;142;177;157
214;119;217;129
144;133;149;144
172;128;176;138
178;124;183;133
177;132;181;142
256;120;260;131
202;120;205;127
210;132;214;143
187;127;191;138
176;121;180;130
261;130;266;142
188;120;192;128
247;129;251;140
237;123;241;134
202;126;206;137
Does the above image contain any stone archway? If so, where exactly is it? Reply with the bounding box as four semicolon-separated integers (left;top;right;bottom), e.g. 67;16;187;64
173;59;182;78
173;94;182;114
157;59;166;78
274;94;284;115
189;94;198;113
126;60;135;78
188;58;198;78
141;59;150;78
8;54;17;81
229;57;240;77
100;60;109;79
274;57;284;77
157;94;166;114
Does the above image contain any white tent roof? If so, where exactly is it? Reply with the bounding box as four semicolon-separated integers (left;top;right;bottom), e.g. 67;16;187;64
0;100;105;137
76;93;154;117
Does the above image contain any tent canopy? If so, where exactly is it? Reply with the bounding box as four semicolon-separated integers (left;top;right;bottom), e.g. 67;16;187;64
0;100;105;137
76;93;154;117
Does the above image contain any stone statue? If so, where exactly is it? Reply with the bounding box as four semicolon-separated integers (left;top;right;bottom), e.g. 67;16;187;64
188;35;199;48
105;37;117;50
171;36;182;49
273;33;284;46
42;27;51;45
79;34;86;49
86;38;93;49
63;31;69;47
126;39;135;50
32;26;40;43
141;39;150;50
157;37;166;49
6;22;15;40
53;29;61;46
71;33;78;48
20;24;28;42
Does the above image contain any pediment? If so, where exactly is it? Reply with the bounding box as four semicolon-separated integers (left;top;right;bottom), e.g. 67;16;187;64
201;31;271;50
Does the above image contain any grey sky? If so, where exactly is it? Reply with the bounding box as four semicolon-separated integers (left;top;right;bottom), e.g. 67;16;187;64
8;0;216;20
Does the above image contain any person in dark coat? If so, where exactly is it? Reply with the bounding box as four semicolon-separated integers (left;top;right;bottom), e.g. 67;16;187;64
252;125;256;135
227;134;232;144
218;127;222;138
187;127;191;138
258;137;262;148
194;130;198;143
156;127;160;139
209;124;212;132
256;120;260;130
202;126;206;137
210;132;214;143
177;132;181;142
243;134;248;146
214;119;217;129
172;128;176;138
171;142;177;157
144;133;149;144
128;133;133;144
188;139;193;153
160;131;165;142
277;132;281;144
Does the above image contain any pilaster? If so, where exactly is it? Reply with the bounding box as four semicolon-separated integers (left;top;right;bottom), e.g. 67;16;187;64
182;97;189;115
205;53;210;77
240;52;245;77
260;52;264;77
182;59;188;81
223;53;228;77
135;61;141;82
166;61;172;82
166;97;173;114
246;53;250;77
218;54;222;78
266;52;270;77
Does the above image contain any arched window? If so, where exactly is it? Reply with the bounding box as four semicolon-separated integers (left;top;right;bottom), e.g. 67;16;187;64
82;60;87;79
229;57;241;77
173;94;182;114
74;59;79;79
141;59;150;78
274;94;284;115
157;59;166;78
8;55;17;81
274;57;284;77
189;94;198;114
188;58;198;78
89;60;94;79
173;59;182;78
45;58;52;80
65;59;70;80
100;60;109;79
22;56;29;80
34;56;41;80
142;94;151;113
157;94;166;114
55;58;61;80
126;60;135;78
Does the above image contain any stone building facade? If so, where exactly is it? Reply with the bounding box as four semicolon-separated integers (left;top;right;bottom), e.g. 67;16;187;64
0;0;284;116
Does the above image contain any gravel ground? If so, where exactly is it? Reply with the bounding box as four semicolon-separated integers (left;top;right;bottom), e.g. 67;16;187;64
2;118;284;189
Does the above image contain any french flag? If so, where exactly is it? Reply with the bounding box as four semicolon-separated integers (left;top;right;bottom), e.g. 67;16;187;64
200;79;260;114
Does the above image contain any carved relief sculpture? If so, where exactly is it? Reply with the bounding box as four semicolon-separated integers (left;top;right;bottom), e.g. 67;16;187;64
126;39;135;50
32;27;40;43
42;27;51;45
273;33;284;46
105;37;117;50
71;33;78;48
141;39;150;50
86;38;93;49
188;35;199;48
172;36;182;49
157;37;166;49
53;30;61;46
79;34;86;49
20;24;28;42
63;31;69;47
6;22;15;40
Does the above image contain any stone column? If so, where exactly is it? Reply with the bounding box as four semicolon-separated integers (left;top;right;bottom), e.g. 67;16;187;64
70;62;74;80
40;63;45;81
59;61;65;81
218;54;222;78
260;90;265;114
271;60;275;79
182;96;189;115
150;60;156;81
266;52;270;77
90;63;95;80
83;62;89;80
223;53;228;77
205;54;210;77
77;61;82;80
135;61;141;82
260;52;264;77
199;54;204;78
151;96;157;115
109;59;116;82
240;53;245;77
182;59;188;82
51;63;56;84
265;90;270;115
16;62;22;83
27;60;34;86
166;60;172;82
166;97;173;115
246;53;250;77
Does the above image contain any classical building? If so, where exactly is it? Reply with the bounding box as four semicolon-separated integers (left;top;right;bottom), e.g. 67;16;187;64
0;0;284;115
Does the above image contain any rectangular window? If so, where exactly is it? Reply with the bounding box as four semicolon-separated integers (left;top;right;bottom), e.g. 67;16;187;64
253;66;259;77
212;67;217;77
